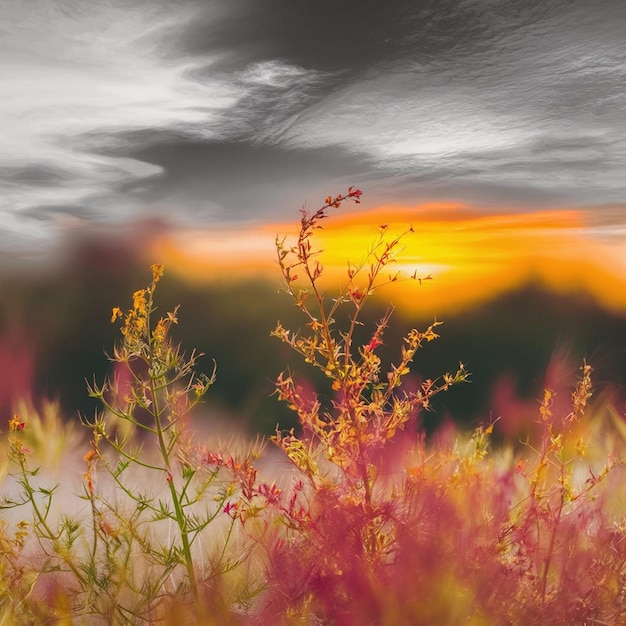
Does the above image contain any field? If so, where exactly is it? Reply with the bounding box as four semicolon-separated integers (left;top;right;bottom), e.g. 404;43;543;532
2;190;626;625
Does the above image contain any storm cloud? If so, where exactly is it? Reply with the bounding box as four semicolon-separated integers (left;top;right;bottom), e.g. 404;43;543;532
2;0;625;253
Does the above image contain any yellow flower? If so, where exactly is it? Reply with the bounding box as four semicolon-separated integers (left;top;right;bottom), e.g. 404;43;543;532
151;263;164;283
111;306;123;323
8;413;25;431
153;318;168;343
132;289;147;316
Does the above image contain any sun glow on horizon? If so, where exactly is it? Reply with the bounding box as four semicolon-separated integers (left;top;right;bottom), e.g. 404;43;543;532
151;202;626;316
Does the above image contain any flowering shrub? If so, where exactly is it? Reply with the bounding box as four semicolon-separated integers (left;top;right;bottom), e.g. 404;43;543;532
0;266;264;623
256;190;626;625
0;189;625;625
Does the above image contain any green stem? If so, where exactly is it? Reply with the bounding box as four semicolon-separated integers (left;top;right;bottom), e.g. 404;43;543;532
16;451;88;588
149;364;198;601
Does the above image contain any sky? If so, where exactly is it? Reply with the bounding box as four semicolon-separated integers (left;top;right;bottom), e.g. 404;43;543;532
2;0;626;309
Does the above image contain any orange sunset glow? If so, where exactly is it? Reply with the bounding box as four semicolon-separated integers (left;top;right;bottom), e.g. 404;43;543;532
151;202;626;317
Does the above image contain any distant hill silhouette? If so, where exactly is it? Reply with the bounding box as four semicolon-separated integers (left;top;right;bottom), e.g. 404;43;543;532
1;237;624;435
410;284;626;433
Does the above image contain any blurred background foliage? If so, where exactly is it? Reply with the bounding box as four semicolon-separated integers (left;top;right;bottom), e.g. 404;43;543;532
1;233;625;437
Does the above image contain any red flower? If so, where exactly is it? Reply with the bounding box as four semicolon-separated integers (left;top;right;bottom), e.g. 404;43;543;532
224;501;238;517
365;337;383;352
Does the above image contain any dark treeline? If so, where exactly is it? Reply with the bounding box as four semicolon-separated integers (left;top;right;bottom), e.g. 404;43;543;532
2;236;625;436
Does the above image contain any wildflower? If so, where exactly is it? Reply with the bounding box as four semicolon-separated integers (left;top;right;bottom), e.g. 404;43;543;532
84;470;95;495
83;448;99;495
153;318;168;343
224;501;238;518
151;263;164;283
349;287;365;304
132;289;147;317
99;518;120;541
257;482;282;506
8;413;24;431
83;449;98;463
365;336;383;352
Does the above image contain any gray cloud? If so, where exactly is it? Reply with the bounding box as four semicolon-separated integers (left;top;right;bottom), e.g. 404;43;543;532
1;0;625;252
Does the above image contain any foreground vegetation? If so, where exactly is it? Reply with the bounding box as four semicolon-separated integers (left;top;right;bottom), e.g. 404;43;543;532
2;189;626;624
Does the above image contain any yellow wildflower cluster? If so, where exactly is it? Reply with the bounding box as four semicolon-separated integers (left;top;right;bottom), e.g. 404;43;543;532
110;264;165;355
150;263;164;284
117;289;149;351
